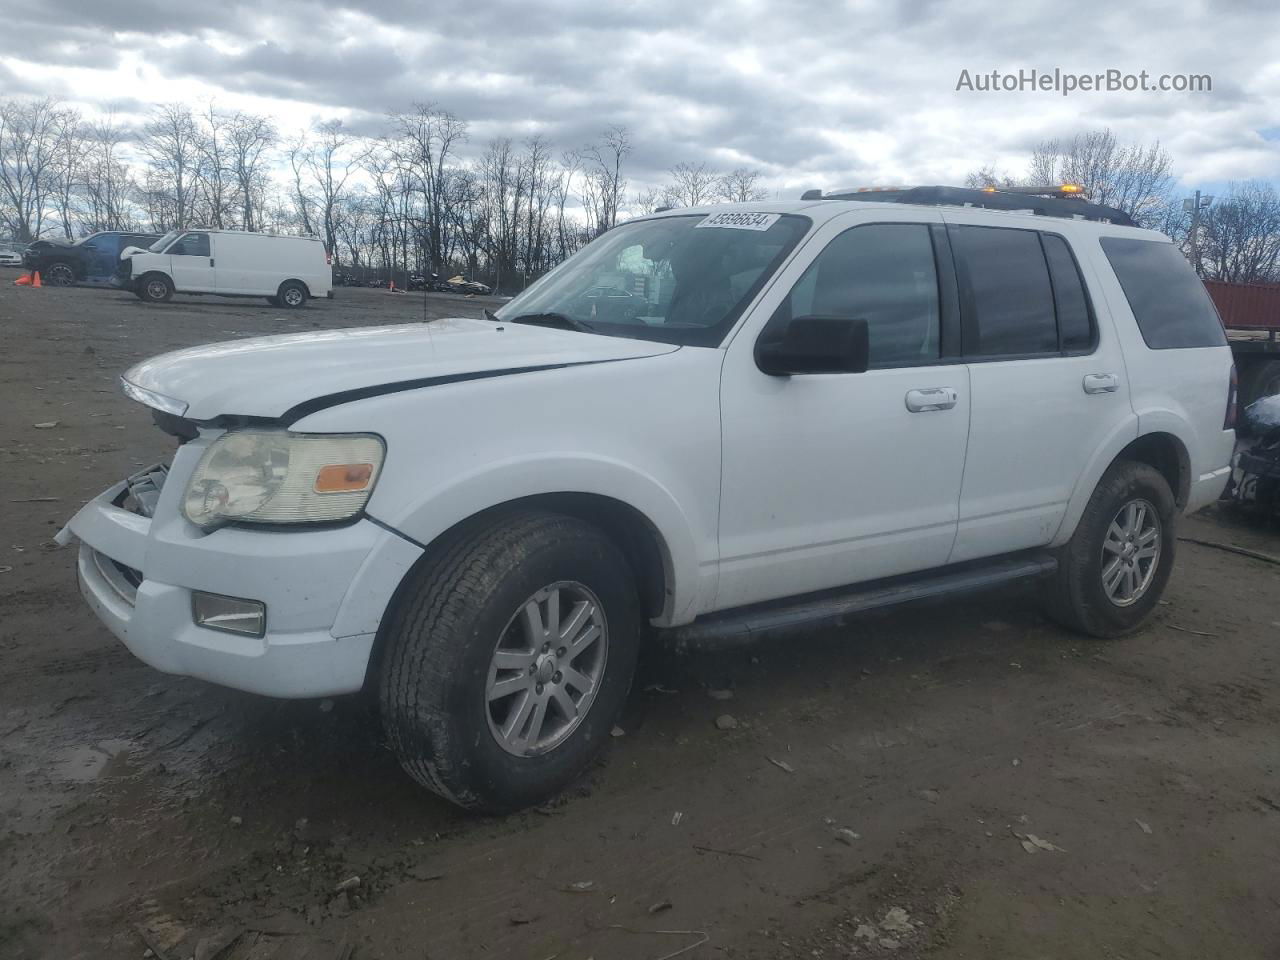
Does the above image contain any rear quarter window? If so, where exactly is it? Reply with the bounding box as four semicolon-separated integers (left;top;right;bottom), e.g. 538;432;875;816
1099;237;1226;349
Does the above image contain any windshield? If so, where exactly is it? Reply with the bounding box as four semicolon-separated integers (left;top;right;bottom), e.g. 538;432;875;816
73;232;105;247
149;230;182;253
496;213;810;346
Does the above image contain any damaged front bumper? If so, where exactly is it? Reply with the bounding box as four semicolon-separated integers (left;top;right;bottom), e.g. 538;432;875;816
58;443;422;698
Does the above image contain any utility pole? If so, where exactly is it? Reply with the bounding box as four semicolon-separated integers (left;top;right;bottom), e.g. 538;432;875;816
1183;190;1214;276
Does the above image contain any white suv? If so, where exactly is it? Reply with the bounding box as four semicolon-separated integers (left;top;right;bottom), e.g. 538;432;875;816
60;187;1236;811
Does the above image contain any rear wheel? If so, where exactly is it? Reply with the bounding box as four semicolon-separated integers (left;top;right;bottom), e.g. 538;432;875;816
137;272;174;303
378;511;641;812
1043;460;1176;638
278;281;307;308
44;260;75;286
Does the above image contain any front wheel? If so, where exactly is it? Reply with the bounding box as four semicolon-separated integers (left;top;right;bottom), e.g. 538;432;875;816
1043;460;1176;638
378;511;641;812
137;272;174;303
44;260;76;286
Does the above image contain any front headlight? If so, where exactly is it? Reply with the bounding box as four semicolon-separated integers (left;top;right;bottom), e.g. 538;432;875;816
182;431;385;529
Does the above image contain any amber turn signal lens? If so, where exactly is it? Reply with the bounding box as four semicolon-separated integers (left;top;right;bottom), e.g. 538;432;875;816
314;462;374;493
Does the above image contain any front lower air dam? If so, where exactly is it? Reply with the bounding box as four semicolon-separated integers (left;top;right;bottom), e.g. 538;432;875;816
192;591;266;637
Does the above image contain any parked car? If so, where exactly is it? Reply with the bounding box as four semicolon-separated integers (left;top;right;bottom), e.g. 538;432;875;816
22;231;160;285
0;247;23;267
59;185;1235;813
120;230;332;307
447;275;492;295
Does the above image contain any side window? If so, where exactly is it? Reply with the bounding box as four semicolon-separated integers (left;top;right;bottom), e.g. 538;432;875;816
1041;234;1095;351
951;225;1057;357
170;233;210;258
768;223;941;366
1099;237;1227;349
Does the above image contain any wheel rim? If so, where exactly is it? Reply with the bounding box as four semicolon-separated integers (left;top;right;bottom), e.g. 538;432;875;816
47;263;74;285
146;279;167;300
284;287;303;306
1101;498;1161;607
485;581;608;757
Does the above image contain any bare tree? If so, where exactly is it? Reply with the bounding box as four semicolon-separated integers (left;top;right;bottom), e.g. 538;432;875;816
0;96;66;240
579;125;630;236
80;114;136;232
662;161;719;207
386;103;468;274
227;112;276;231
302;119;365;259
138;103;202;230
717;167;769;203
1199;181;1280;283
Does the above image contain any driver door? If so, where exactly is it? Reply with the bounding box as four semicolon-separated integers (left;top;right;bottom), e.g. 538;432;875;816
715;210;971;610
166;232;215;292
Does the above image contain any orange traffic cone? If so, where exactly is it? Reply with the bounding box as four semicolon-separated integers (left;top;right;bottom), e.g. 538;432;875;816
14;274;31;286
388;279;395;291
31;271;42;288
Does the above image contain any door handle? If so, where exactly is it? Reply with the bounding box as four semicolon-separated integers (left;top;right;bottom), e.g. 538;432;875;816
905;387;958;412
1083;373;1119;395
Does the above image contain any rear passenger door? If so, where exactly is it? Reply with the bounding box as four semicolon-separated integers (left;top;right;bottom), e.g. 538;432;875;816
941;215;1132;562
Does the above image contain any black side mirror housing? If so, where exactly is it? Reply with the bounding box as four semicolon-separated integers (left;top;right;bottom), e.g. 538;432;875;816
756;316;870;376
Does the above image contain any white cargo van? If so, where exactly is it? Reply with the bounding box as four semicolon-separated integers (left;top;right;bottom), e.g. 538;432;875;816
120;230;332;307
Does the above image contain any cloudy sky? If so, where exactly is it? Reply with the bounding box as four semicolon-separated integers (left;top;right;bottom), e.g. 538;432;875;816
3;0;1278;197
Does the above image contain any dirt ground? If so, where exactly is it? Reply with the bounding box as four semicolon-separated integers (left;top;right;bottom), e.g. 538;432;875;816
2;278;1279;960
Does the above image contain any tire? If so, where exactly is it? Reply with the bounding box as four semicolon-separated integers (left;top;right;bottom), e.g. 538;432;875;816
137;272;174;303
1043;460;1177;638
44;260;76;286
379;511;641;812
278;281;307;308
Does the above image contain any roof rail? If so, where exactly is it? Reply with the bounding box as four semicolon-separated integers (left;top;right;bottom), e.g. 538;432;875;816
802;185;1137;227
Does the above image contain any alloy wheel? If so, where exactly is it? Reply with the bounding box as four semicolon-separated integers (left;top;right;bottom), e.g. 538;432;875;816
1101;498;1161;607
485;582;608;756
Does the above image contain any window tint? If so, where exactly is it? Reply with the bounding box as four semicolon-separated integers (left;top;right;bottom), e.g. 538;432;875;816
170;233;210;257
951;226;1057;356
1100;237;1226;349
1041;234;1094;351
771;223;940;366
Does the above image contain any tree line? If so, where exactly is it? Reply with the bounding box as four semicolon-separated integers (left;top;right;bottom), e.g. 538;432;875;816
3;97;1277;289
0;96;772;292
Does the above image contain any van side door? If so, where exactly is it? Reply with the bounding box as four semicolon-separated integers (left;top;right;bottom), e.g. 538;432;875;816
940;214;1134;562
715;210;972;611
166;232;216;293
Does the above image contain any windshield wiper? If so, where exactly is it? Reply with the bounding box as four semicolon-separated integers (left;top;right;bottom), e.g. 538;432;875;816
507;312;596;333
483;308;502;323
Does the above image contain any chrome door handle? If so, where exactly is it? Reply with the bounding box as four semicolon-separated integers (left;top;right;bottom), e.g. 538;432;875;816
905;387;958;412
1083;373;1119;394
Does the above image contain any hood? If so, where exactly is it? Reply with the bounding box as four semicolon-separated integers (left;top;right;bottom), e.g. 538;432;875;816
124;317;681;422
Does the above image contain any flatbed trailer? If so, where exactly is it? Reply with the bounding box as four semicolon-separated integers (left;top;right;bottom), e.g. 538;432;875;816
1203;279;1280;405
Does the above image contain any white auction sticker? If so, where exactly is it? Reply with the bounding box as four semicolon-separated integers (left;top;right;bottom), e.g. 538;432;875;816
694;211;781;231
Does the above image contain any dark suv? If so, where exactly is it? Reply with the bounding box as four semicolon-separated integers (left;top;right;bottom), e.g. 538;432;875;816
23;231;161;286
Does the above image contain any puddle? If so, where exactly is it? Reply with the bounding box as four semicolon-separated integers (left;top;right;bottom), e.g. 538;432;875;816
52;738;140;782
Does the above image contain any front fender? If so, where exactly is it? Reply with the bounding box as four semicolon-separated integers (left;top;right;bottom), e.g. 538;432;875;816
367;455;706;626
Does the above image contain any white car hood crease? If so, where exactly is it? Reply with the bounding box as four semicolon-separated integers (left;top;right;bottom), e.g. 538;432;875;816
124;316;681;421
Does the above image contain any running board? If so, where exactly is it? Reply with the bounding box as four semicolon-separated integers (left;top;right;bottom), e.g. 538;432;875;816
669;551;1058;646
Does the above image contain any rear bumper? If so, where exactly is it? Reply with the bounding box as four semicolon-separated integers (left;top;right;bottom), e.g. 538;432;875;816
62;447;423;698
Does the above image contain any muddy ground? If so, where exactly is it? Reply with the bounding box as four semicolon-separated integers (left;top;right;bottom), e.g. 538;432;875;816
1;278;1279;960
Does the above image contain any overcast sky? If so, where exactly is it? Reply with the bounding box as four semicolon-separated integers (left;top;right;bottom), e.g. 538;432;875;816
3;0;1277;197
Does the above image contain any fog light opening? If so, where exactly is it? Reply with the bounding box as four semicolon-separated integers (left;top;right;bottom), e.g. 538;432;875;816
192;591;266;638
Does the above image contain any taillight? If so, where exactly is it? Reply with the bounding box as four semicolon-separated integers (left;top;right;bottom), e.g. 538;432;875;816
1225;364;1238;429
326;250;333;266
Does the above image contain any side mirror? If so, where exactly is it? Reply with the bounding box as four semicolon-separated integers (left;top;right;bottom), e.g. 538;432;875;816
755;316;870;376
